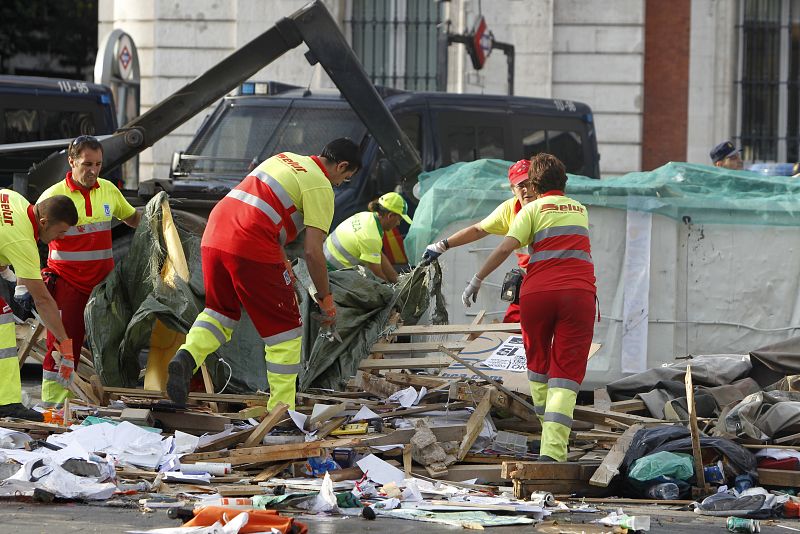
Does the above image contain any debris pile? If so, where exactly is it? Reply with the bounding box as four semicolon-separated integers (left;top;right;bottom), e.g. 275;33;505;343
6;316;800;532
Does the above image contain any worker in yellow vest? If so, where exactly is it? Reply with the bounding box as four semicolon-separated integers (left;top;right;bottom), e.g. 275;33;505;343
37;135;141;405
324;192;412;283
462;154;596;462
0;190;78;420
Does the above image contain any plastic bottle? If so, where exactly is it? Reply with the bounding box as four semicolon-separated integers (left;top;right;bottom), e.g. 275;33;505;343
194;497;253;510
620;515;650;531
645;482;679;500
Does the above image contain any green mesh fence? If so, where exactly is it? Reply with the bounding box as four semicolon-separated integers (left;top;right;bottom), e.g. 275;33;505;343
405;159;800;260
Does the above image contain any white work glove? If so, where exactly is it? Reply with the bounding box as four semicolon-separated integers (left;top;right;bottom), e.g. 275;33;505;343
422;239;449;265
462;275;483;308
0;267;16;283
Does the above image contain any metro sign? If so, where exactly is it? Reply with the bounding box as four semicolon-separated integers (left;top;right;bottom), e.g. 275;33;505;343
469;15;494;70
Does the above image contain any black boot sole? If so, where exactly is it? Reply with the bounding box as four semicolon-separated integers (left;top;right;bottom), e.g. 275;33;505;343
166;358;192;406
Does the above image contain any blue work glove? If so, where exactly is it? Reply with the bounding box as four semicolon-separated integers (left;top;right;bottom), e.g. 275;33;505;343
462;275;483;307
422;240;448;265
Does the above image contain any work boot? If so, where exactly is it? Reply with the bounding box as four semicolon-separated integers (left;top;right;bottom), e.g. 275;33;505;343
166;349;195;406
537;454;557;462
0;403;44;422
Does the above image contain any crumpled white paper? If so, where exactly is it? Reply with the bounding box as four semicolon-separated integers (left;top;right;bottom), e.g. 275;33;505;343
0;427;32;449
310;472;339;514
388;387;427;408
0;453;117;500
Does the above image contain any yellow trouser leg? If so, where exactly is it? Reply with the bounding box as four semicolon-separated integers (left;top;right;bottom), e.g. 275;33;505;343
527;370;548;424
178;309;235;369
265;336;301;411
41;375;73;406
0;318;21;405
540;378;580;462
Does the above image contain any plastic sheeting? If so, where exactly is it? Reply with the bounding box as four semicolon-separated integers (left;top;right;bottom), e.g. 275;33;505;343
407;160;800;260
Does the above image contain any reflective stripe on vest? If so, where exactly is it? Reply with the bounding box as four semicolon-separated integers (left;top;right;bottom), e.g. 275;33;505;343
527;249;593;264
324;231;361;269
230;170;305;245
63;220;113;237
50;249;113;261
532;225;589;244
0;313;13;325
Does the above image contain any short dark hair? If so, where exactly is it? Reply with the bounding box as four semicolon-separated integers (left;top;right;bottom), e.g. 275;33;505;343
528;153;567;194
320;138;362;172
68;135;103;160
38;195;78;226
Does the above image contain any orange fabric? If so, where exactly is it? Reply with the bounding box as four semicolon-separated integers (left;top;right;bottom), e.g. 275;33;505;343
184;506;308;534
382;226;408;264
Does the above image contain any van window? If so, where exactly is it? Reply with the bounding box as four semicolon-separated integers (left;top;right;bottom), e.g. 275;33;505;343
521;126;584;174
438;112;508;164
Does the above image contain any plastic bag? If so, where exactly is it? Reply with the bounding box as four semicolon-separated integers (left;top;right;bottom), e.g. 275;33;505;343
628;451;694;482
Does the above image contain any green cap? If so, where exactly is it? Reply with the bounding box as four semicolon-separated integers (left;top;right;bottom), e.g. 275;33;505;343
378;192;412;224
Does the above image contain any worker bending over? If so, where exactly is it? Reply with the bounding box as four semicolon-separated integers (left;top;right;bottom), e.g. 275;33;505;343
37;135;140;405
324;192;412;283
166;138;361;411
422;160;532;322
0;190;78;420
462;154;596;462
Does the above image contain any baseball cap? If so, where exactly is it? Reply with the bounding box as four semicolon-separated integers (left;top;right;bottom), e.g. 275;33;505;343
710;140;740;163
508;159;531;185
378;192;413;224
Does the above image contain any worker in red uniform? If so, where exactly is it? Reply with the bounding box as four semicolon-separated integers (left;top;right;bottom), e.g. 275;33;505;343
462;154;596;462
422;160;532;322
166;138;361;411
37;135;141;405
0;190;78;420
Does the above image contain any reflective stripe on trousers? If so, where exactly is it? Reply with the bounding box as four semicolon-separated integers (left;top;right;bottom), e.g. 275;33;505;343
324;231;361;270
179;310;237;368
266;335;301;411
539;377;580;462
0;311;21;405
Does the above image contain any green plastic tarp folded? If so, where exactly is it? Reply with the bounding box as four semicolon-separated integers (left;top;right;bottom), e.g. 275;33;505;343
405;159;800;261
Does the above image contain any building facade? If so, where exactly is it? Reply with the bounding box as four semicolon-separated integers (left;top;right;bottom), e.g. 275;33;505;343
97;0;787;180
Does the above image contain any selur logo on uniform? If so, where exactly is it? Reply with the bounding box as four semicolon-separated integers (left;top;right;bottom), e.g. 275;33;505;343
277;153;307;173
0;193;13;225
540;203;585;214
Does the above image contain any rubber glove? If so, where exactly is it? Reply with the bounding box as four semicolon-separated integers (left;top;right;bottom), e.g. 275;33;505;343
462;275;483;308
315;293;337;328
422;240;448;264
55;338;75;383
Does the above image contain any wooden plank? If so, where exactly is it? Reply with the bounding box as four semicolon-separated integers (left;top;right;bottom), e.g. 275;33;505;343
362;424;466;446
370;341;470;354
462;310;487;341
196;427;256;453
403;447;412;478
501;461;599;480
775;432;800;445
593;388;611;432
354;371;403;397
573;405;664;426
358;356;452;370
757;468;800;487
393;323;521;336
182;438;360;465
17;320;44;368
589;423;643;487
457;387;494;461
242;402;289;448
104;386;268;403
151;411;231;435
200;363;219;412
375;401;468;419
411;464;503;484
685;365;707;491
610;399;647;414
513;479;610;499
454;383;540;424
252;461;292;483
383;372;451;389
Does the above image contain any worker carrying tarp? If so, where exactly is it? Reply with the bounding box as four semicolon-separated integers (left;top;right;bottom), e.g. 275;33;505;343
37;135;141;406
166;138;361;411
0;190;78;420
461;154;597;462
421;159;532;322
324;192;412;283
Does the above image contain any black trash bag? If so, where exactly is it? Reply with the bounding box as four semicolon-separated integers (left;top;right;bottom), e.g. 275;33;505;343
617;426;758;498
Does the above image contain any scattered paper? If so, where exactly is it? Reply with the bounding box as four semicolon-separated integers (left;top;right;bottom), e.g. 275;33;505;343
356;454;405;486
309;403;346;425
481;335;526;372
351;406;380;422
288;410;309;433
388;386;427;408
0;427;32;449
310;472;338;513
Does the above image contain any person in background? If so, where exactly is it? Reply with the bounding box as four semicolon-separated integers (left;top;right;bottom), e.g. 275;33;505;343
37;135;140;406
461;153;596;462
421;160;532;322
710;140;744;170
324;192;412;283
